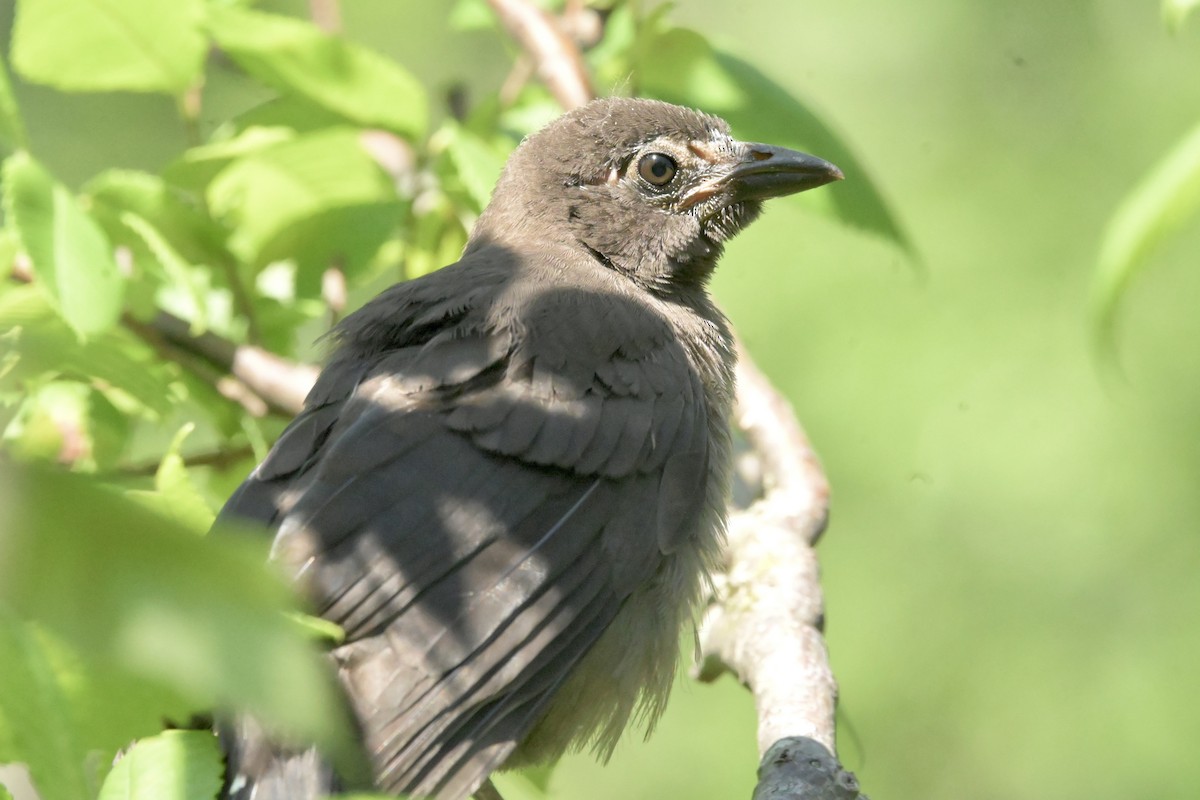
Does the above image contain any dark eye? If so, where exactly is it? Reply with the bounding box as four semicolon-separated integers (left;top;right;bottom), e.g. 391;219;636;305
637;152;677;186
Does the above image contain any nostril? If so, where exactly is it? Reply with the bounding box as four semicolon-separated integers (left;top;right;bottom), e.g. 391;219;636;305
750;149;773;161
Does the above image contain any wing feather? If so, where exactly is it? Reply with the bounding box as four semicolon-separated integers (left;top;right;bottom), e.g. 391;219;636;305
218;260;717;800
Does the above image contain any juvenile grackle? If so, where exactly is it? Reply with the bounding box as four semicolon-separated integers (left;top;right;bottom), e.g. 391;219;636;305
219;97;841;800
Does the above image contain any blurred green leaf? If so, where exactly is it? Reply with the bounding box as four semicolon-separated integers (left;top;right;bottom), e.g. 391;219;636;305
492;765;555;800
288;611;346;646
0;286;177;419
1;380;131;470
119;212;212;333
403;192;468;280
10;0;206;93
164;127;297;191
231;95;358;136
206;6;428;139
206;128;403;286
1092;120;1200;349
97;730;223;800
449;0;496;31
0;58;26;152
0;617;193;800
0;618;93;800
0;462;362;777
1164;0;1200;31
439;123;508;212
2;153;125;337
638;27;911;254
85;170;233;272
126;424;216;535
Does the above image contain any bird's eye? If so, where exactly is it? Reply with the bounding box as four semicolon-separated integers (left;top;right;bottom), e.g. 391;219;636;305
637;152;677;187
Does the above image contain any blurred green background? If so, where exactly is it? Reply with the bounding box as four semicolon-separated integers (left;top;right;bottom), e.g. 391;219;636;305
4;1;1200;799
554;2;1200;798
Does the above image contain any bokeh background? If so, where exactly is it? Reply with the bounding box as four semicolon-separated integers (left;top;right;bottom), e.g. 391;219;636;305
4;1;1200;799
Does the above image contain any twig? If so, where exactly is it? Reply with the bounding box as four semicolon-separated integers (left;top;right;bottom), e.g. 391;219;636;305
139;312;317;416
120;443;257;476
322;265;347;327
486;0;594;110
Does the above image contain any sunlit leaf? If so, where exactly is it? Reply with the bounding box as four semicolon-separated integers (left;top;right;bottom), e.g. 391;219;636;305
2;153;124;337
206;128;403;286
0;462;364;780
11;0;205;93
0;617;193;800
119;212;212;333
1092;120;1200;349
638;28;912;254
0;58;26;152
0;286;176;419
439;123;507;212
1164;0;1200;32
97;730;223;800
85;170;233;272
206;6;428;139
164;127;297;191
492;765;555;800
0;618;92;800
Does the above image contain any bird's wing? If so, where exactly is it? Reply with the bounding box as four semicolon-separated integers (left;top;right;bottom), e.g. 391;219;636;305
218;272;711;800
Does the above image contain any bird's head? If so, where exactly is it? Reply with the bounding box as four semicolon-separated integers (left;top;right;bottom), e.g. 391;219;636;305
470;97;843;291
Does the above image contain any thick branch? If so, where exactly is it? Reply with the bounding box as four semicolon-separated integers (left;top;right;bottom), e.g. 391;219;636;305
9;260;316;418
695;345;864;797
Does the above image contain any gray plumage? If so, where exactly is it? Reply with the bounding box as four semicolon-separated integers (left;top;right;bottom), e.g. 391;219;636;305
218;97;841;800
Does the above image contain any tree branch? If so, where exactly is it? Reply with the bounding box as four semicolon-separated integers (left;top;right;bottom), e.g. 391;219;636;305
697;345;866;798
8;260;315;418
485;0;594;110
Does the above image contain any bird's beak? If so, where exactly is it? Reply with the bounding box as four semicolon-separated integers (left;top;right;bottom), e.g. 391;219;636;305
725;142;844;203
680;142;843;210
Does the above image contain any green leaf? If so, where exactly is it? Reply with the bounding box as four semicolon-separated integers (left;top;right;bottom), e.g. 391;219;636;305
0;619;92;800
1164;0;1200;32
638;28;912;254
119;211;212;332
164;127;297;191
206;128;403;285
288;611;346;646
0;58;27;152
206;6;428;139
0;617;192;800
126;423;216;535
97;730;223;800
0;286;177;419
1092;120;1200;348
0;462;366;782
2;153;125;337
10;0;206;94
449;0;496;31
84;169;233;272
439;123;508;212
1;380;130;470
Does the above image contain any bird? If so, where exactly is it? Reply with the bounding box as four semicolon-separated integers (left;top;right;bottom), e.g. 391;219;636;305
217;96;842;800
